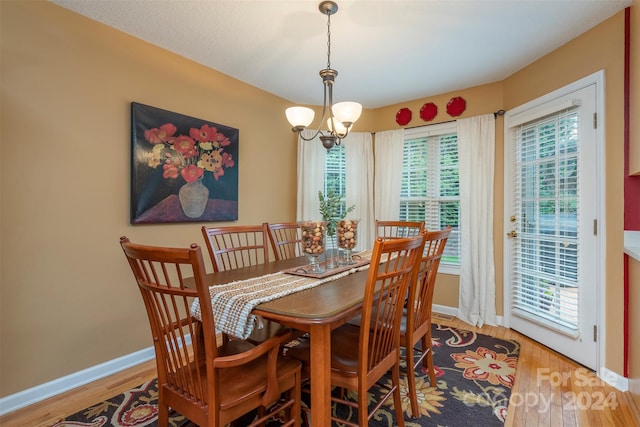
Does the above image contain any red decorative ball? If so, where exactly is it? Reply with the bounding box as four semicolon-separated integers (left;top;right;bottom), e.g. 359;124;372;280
420;102;438;121
446;97;466;117
395;107;412;126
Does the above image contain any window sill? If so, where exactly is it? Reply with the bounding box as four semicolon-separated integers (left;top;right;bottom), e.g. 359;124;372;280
437;265;460;276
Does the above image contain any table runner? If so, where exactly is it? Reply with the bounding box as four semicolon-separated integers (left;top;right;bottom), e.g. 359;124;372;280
191;251;375;340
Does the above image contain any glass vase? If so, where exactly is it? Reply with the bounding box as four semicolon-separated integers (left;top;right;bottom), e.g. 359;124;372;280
325;232;339;269
299;220;327;274
337;219;359;266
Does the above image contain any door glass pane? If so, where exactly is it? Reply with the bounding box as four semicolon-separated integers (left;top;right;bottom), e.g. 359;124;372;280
512;108;580;330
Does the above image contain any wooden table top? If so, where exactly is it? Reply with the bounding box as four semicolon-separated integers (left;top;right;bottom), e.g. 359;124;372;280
201;256;372;325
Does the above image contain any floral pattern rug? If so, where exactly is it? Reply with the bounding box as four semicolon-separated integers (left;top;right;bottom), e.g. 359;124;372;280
52;324;519;427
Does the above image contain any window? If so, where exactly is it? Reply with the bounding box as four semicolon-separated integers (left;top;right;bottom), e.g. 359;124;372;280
323;144;349;217
401;123;461;272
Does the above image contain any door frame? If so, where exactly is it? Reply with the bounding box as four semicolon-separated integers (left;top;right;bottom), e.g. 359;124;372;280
502;70;606;375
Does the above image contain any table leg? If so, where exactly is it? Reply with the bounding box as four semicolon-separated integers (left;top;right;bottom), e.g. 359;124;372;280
309;324;331;427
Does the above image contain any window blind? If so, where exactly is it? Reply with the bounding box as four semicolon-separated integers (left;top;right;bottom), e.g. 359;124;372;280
324;143;349;217
511;107;580;333
400;125;460;266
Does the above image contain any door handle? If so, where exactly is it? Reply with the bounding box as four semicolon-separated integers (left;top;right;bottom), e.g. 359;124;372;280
506;230;518;238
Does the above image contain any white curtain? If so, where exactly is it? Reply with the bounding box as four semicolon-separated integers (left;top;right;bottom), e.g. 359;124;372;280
374;129;404;224
296;130;325;221
457;115;497;327
344;132;374;251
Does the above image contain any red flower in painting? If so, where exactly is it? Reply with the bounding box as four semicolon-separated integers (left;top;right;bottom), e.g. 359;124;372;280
162;158;181;179
144;123;177;144
144;122;235;183
173;135;198;157
190;124;218;142
181;164;204;183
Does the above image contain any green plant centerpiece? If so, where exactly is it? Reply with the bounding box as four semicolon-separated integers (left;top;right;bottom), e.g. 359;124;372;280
318;189;355;239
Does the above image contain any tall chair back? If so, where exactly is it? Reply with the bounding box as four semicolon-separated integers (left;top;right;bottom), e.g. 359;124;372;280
376;220;425;239
201;223;271;272
119;237;301;427
267;222;303;260
402;227;451;417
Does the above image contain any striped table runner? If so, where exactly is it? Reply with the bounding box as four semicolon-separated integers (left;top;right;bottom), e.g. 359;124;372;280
191;251;374;340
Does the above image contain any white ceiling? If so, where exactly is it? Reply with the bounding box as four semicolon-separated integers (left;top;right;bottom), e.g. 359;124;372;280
50;0;631;109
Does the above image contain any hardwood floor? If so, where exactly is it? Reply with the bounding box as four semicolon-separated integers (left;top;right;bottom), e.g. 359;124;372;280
1;315;638;427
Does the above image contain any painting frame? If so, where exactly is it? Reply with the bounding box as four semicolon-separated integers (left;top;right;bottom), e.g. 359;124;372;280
130;102;239;224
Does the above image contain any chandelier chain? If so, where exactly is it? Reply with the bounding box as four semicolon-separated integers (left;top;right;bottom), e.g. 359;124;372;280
326;11;331;70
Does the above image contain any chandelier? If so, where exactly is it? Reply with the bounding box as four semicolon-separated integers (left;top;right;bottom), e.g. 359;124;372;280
285;1;362;151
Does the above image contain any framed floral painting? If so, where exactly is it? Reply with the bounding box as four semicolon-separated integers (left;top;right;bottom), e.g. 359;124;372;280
130;102;239;224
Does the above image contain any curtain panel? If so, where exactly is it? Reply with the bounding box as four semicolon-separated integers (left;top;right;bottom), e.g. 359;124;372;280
457;114;497;327
373;129;404;224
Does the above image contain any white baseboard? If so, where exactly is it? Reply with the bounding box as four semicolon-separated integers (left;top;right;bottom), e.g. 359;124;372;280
0;346;155;416
432;304;504;327
432;303;459;318
599;366;629;392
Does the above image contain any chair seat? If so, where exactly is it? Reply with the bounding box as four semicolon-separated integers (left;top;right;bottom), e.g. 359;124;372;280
217;355;300;411
287;324;361;377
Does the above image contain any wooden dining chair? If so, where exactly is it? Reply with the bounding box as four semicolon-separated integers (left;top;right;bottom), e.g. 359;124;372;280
201;223;291;343
119;237;301;427
376;220;425;239
201;223;272;272
267;222;303;261
287;234;426;427
401;227;450;417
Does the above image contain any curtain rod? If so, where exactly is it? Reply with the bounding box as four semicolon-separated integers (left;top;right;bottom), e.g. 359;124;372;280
369;109;508;135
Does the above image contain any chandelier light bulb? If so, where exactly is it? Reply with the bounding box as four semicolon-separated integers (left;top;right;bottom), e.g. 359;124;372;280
286;107;315;130
331;101;362;126
327;117;347;134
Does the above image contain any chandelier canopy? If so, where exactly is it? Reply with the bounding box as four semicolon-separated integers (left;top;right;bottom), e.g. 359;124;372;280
285;1;362;151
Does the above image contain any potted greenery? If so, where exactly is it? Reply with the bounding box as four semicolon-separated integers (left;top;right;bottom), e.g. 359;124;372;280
539;286;554;311
318;189;355;267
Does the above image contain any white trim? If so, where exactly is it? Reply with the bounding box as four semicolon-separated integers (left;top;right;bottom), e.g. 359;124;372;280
433;304;504;326
507;98;581;127
599;367;629;392
432;303;459;318
0;346;155;416
594;70;607;384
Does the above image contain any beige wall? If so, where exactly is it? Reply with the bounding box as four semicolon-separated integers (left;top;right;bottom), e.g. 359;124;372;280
0;1;628;398
0;1;301;396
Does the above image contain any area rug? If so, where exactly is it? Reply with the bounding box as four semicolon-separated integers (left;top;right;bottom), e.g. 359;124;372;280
52;324;519;427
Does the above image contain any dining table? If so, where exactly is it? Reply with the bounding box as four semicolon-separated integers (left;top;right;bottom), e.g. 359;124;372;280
196;255;376;427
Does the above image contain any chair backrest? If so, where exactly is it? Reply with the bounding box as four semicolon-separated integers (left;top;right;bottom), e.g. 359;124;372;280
119;237;219;408
359;234;426;375
406;227;451;338
201;223;270;272
267;222;303;260
376;220;425;239
120;236;301;426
